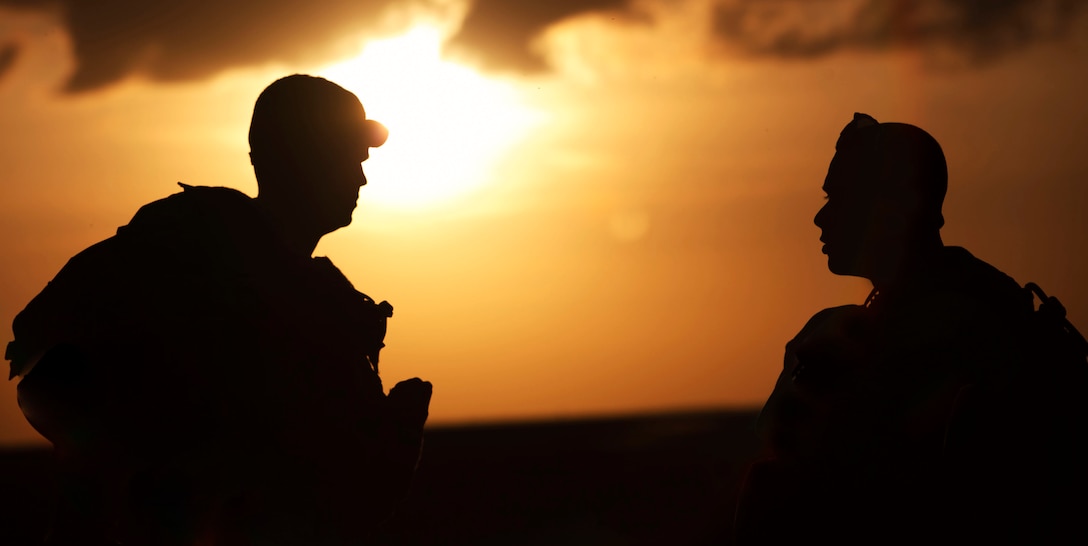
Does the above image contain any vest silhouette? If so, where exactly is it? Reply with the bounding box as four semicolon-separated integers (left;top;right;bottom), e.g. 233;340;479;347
736;113;1088;545
6;75;432;546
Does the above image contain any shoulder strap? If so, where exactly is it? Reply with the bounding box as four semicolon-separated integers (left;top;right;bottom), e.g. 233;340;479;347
863;287;879;308
1024;282;1088;360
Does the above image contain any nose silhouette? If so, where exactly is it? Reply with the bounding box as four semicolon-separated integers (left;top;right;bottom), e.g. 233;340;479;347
814;201;828;230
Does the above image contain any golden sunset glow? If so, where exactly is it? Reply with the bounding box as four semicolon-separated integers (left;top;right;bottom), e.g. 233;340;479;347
319;26;544;210
2;2;1088;445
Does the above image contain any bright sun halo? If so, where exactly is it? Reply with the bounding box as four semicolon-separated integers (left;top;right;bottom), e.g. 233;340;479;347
319;26;541;210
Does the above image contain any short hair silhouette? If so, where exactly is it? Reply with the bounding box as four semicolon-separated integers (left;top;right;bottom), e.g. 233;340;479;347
830;112;947;229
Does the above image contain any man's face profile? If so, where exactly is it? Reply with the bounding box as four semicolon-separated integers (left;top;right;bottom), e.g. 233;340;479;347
303;147;370;232
814;150;888;277
284;104;378;235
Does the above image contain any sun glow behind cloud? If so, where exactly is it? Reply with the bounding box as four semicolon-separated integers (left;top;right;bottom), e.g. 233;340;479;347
319;26;544;210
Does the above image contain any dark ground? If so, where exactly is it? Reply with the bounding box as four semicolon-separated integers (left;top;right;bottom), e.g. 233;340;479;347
0;409;762;546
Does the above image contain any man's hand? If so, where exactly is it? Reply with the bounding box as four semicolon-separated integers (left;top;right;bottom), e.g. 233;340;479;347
388;378;432;434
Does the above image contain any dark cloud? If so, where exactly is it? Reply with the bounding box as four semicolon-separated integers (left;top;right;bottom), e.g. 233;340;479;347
0;0;637;90
0;0;409;92
444;0;631;72
447;0;1088;73
2;0;1084;92
711;0;1088;64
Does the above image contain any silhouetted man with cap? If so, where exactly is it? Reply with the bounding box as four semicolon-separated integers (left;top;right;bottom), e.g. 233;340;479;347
7;74;432;545
735;113;1087;545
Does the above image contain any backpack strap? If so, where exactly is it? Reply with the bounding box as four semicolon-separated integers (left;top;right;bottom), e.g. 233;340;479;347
863;287;879;308
1025;282;1088;359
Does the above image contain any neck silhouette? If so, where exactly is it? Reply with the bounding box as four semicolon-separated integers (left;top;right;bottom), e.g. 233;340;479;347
254;190;326;257
866;231;945;293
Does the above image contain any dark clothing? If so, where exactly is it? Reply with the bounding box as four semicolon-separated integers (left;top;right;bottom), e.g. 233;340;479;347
8;184;420;545
737;247;1088;544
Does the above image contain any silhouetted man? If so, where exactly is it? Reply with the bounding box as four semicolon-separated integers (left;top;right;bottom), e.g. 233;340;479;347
735;113;1086;544
7;75;432;545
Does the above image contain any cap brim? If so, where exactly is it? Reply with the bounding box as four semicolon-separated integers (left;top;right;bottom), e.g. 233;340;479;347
363;119;389;148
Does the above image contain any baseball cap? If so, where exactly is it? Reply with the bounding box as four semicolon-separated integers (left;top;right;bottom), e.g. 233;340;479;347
249;74;388;163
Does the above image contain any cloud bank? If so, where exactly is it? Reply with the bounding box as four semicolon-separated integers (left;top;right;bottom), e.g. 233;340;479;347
443;0;630;72
0;0;411;92
711;0;1087;65
1;0;1084;92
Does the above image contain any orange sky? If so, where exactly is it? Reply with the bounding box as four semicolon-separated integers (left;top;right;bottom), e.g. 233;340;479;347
2;0;1087;445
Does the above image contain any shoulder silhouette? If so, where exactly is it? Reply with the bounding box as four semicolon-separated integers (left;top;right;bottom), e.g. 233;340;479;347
735;113;1088;545
6;74;431;546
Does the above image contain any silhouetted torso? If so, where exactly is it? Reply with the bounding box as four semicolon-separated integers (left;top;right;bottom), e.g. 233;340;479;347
11;184;418;545
763;246;1028;456
740;250;1087;544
